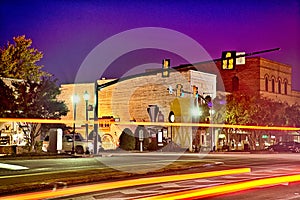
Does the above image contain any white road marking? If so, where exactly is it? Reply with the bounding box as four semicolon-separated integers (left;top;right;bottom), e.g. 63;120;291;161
0;163;29;170
122;188;143;194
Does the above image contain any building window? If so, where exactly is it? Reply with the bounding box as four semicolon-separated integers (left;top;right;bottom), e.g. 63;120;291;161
271;77;275;93
278;79;281;94
232;76;239;91
284;80;288;95
265;76;268;92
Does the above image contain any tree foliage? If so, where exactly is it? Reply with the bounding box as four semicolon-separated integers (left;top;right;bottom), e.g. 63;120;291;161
0;35;50;81
0;79;16;115
216;93;299;127
10;77;68;118
284;104;300;127
0;35;68;152
225;93;256;125
0;77;68;151
215;92;300;150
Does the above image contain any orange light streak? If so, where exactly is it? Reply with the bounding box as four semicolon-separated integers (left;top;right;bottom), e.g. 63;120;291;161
0;118;88;125
1;168;250;200
0;118;299;131
115;121;300;131
139;173;300;200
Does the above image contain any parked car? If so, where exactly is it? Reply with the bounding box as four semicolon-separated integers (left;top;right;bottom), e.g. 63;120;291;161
267;141;300;153
42;133;94;154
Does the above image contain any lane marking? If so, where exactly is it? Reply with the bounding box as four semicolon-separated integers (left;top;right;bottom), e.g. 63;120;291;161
0;163;28;170
139;173;300;200
0;168;251;200
0;159;205;179
0;166;109;179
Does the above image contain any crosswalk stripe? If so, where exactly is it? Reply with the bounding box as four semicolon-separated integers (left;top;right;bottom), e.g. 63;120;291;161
0;163;29;170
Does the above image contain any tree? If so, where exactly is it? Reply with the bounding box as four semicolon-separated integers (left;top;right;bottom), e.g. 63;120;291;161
0;35;50;81
0;78;16;116
285;104;300;127
219;93;256;149
250;97;288;126
11;77;68;151
0;35;68;152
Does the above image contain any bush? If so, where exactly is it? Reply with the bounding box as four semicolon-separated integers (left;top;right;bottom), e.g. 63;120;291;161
119;128;136;151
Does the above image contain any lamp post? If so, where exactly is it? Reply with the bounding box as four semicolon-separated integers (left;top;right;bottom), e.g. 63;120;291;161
83;91;90;153
72;94;80;154
168;111;175;142
209;107;215;151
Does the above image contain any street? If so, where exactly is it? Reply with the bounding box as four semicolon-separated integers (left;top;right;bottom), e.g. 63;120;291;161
1;152;300;199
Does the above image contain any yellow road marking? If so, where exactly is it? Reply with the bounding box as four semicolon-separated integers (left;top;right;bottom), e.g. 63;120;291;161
1;168;250;200
139;173;300;200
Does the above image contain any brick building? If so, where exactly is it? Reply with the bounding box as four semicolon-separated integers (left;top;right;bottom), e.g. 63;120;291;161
190;56;300;149
59;56;299;151
215;57;300;105
59;69;217;151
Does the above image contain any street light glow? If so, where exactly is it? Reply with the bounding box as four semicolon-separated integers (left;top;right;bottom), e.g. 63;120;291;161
83;90;90;101
71;93;80;104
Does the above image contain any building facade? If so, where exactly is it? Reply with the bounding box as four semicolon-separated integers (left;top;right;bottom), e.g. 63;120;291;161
59;69;217;151
214;57;300;149
214;57;300;105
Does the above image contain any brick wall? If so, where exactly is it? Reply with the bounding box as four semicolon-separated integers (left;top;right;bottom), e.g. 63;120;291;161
214;57;300;105
59;70;217;149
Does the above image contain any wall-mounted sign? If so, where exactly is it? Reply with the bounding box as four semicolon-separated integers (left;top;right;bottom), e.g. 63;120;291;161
236;52;246;65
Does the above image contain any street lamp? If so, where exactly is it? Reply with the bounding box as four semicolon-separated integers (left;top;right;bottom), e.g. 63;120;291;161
83;91;90;153
209;106;215;152
168;111;175;142
71;94;80;154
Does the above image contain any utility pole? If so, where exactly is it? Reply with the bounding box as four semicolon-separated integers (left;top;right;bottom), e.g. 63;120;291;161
93;82;99;155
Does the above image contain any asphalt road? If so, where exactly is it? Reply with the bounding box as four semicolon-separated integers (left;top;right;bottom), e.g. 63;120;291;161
209;182;300;200
1;152;300;199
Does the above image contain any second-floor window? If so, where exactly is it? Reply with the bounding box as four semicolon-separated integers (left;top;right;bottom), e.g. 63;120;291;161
232;76;239;91
272;78;275;93
284;81;288;95
265;77;268;92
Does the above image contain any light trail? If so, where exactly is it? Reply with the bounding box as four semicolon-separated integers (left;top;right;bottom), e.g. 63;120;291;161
0;118;299;131
115;121;300;131
139;173;300;200
0;168;250;200
0;118;75;124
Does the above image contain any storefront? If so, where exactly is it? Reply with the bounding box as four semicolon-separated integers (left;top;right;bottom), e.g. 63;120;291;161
0;122;26;154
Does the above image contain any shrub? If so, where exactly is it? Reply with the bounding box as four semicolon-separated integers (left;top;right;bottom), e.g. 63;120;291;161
119;128;135;151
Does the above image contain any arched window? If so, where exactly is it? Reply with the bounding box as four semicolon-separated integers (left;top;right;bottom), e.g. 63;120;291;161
232;76;239;91
278;79;281;94
284;80;288;95
265;76;269;92
271;77;275;93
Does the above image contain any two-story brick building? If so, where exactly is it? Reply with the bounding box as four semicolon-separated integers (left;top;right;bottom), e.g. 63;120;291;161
188;56;300;149
215;57;300;105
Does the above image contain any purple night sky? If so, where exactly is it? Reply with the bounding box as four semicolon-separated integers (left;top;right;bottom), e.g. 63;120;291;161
1;0;299;90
